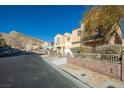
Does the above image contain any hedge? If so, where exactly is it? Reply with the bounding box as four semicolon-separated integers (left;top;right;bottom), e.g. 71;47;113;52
71;46;92;53
93;44;122;54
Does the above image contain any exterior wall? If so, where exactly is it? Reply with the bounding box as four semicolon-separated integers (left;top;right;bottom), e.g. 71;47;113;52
64;33;72;55
122;39;124;47
54;34;63;46
53;23;85;55
43;42;52;50
80;23;85;30
72;43;81;48
108;36;115;45
54;34;64;55
80;23;85;39
71;28;81;48
62;35;65;46
122;51;124;81
67;56;122;80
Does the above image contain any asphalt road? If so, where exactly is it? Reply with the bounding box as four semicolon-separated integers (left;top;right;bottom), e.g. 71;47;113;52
0;54;79;88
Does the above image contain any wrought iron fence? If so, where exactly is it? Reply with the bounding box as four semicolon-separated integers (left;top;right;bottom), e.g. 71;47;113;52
73;53;121;64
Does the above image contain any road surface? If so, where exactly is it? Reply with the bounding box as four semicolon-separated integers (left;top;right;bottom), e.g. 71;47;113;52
0;54;80;88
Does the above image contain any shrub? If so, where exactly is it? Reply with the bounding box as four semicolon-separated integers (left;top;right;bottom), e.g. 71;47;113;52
71;46;92;53
0;38;6;47
93;44;122;54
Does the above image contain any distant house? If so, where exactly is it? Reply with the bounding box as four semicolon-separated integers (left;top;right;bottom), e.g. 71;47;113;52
53;21;123;55
43;42;52;51
71;28;81;48
64;32;72;55
53;23;85;55
54;34;64;55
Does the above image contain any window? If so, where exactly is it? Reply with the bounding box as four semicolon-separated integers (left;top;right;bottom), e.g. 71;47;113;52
67;36;70;41
56;37;60;44
77;30;81;36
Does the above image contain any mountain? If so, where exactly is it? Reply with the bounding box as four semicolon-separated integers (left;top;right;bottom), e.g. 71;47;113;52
0;31;44;51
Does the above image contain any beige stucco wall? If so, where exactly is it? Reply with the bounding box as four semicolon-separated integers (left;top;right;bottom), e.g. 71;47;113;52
64;33;72;48
72;43;81;48
54;34;65;55
122;39;124;47
80;23;85;30
54;34;63;47
71;28;81;42
71;28;81;48
62;36;65;46
108;36;115;45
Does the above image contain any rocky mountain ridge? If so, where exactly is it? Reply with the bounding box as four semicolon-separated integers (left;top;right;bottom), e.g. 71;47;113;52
0;31;44;51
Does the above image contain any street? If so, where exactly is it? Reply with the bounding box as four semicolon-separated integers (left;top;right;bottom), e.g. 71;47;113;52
0;54;80;88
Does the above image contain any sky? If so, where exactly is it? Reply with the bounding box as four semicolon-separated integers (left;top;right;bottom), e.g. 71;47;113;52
0;5;92;42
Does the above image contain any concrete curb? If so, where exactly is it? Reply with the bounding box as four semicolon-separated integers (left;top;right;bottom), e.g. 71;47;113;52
58;67;92;88
44;59;91;88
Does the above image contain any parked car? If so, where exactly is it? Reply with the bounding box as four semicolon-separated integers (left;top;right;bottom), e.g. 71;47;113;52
0;47;21;57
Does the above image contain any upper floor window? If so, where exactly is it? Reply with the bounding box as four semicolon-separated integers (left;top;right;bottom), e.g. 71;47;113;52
56;37;61;44
67;36;70;41
77;30;81;36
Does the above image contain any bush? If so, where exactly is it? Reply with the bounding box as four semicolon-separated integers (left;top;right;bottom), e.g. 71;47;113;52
93;44;122;54
71;46;92;53
0;38;6;47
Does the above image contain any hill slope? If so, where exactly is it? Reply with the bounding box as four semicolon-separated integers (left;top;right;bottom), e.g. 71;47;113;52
0;31;44;51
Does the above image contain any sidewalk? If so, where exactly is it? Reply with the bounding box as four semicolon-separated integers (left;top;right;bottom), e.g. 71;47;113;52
42;55;67;65
42;55;124;88
59;64;124;88
42;56;90;87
